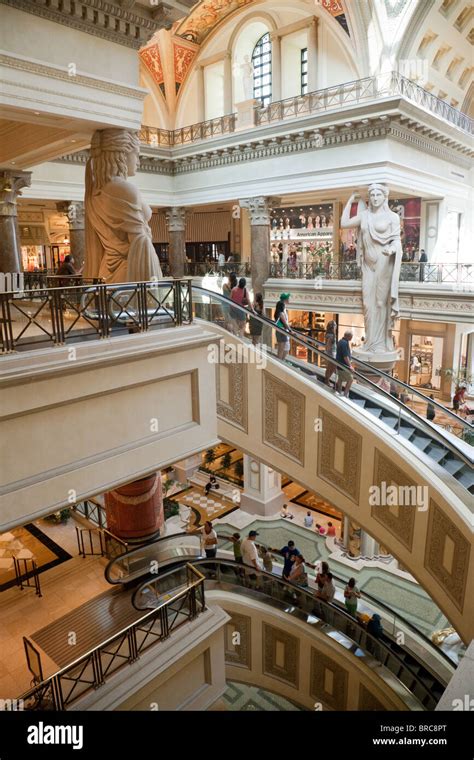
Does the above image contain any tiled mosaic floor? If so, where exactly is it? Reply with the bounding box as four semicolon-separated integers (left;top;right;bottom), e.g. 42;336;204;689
215;681;304;711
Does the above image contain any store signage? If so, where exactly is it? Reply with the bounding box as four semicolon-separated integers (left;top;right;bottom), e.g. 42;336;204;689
271;228;333;240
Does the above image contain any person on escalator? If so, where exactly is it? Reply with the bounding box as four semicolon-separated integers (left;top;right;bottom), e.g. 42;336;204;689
274;293;293;361
367;613;384;639
248;292;264;346
230;277;253;337
335;330;354;397
324;320;337;386
222;272;238;333
201;520;217;559
426;394;436;422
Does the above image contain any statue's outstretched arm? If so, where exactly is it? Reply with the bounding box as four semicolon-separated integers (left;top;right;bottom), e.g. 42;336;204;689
341;193;365;229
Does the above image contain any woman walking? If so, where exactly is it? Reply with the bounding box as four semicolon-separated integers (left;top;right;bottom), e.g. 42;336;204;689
324;320;337;386
274;293;292;360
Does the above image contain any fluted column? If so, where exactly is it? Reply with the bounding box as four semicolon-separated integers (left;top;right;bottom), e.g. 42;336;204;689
0;169;32;272
239;196;279;297
196;65;205;122
270;33;282;102
307;18;318;92
56;201;85;271
104;472;164;543
223;52;233;114
240;455;285;516
360;530;379;559
165;206;187;278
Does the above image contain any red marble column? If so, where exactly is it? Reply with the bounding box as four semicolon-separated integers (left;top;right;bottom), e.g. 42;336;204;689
105;472;163;542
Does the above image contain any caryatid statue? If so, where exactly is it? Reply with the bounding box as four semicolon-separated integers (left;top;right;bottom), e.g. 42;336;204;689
341;184;402;366
84;128;162;283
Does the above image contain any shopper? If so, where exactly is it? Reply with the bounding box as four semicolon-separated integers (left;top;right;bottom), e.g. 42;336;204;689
201;520;217;559
230;532;243;563
316;572;335;603
315;523;326;536
241;530;261;584
367;613;384;639
222;272;238;332
274;293;292;360
280;540;300;580
303;511;314;528
326;522;336;537
426;394;436;422
316;561;330;590
218;251;226;272
249;292;264;346
260;546;273;574
289;554;308;588
419;249;427;282
453;386;467;412
324;320;337;386
344;577;361;617
280;504;294;520
336;330;354;397
230;277;253;337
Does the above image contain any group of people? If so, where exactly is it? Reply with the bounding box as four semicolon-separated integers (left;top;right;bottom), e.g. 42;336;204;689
222;273;264;345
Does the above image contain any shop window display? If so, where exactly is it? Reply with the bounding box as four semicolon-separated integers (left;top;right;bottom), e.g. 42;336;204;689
409;334;443;390
21;245;47;272
270;204;334;276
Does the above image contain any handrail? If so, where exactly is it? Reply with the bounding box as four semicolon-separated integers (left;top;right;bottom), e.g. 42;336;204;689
136;558;445;709
18;562;205;710
192;286;473;468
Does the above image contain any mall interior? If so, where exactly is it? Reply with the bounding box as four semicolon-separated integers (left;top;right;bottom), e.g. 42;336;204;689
0;0;473;715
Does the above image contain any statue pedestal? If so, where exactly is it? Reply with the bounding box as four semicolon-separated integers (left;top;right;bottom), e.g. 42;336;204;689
353;348;399;374
235;99;258;131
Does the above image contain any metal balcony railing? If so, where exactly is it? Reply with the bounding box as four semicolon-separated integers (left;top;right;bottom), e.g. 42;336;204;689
139;72;473;149
268;261;474;285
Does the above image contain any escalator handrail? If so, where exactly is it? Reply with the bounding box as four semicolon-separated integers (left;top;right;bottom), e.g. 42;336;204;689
216;532;456;669
135;557;446;704
104;531;202;584
193;286;473;467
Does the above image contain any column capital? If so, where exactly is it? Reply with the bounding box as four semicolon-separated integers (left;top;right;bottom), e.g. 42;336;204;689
56;200;85;230
269;31;281;42
165;206;188;232
0;169;32;217
240;196;281;226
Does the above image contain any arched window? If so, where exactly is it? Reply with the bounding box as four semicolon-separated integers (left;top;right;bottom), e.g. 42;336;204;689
252;32;272;105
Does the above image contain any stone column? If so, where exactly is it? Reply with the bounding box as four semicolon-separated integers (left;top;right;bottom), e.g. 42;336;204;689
165;207;187;278
360;530;379;558
56;201;85;271
240;196;279;297
0;169;32;273
270;33;282;102
196;65;205;122
240;454;285;516
173;453;202;484
307;18;318;92
223;52;233;114
104;472;164;543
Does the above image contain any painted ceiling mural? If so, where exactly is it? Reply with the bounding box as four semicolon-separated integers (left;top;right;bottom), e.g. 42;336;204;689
140;43;166;98
174;42;198;94
176;0;350;44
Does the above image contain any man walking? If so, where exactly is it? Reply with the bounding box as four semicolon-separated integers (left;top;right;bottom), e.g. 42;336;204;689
336;330;354;397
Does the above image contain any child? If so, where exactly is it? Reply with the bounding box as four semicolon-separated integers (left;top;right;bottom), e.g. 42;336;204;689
260;546;273;574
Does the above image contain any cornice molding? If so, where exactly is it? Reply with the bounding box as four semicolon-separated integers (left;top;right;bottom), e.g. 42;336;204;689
57;116;474;176
0;0;159;49
0;53;147;100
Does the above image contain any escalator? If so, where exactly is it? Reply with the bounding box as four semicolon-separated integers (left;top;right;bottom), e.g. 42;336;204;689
192;287;473;496
131;557;450;711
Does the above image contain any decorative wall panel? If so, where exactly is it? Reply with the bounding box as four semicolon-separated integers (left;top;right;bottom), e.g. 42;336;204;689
317;408;362;503
371;449;416;551
358;684;387;711
262;624;299;688
224;612;251;669
216;361;248;433
310;648;348;710
424;500;470;612
263;373;305;465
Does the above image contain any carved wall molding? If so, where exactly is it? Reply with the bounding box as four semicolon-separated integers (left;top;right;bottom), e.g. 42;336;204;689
216;361;248;433
0;0;159;49
0;54;146;100
317;408;362;505
262;623;299;688
223;611;251;669
424;500;470;612
165;206;187;232
358;683;387;711
371;449;416;552
310;648;349;710
263;372;305;466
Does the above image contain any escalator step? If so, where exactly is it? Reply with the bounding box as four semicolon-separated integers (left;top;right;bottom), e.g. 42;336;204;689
352;398;366;408
380;415;398;429
399;425;416;439
411;435;431;451
365;406;383;418
456;469;474;489
443;457;466;476
427;446;449;463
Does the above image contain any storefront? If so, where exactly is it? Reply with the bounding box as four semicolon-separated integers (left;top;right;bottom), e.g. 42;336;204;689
19;224;49;271
270;203;335;274
397;320;457;400
151;209;232;268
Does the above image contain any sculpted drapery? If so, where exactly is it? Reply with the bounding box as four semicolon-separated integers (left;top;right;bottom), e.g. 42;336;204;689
84;128;162;284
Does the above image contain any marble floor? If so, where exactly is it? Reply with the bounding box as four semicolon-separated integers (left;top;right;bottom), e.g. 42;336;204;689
211;681;305;711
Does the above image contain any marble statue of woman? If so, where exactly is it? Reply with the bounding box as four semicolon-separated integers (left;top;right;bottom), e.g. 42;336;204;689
84;128;162;283
241;55;255;100
341;184;402;360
